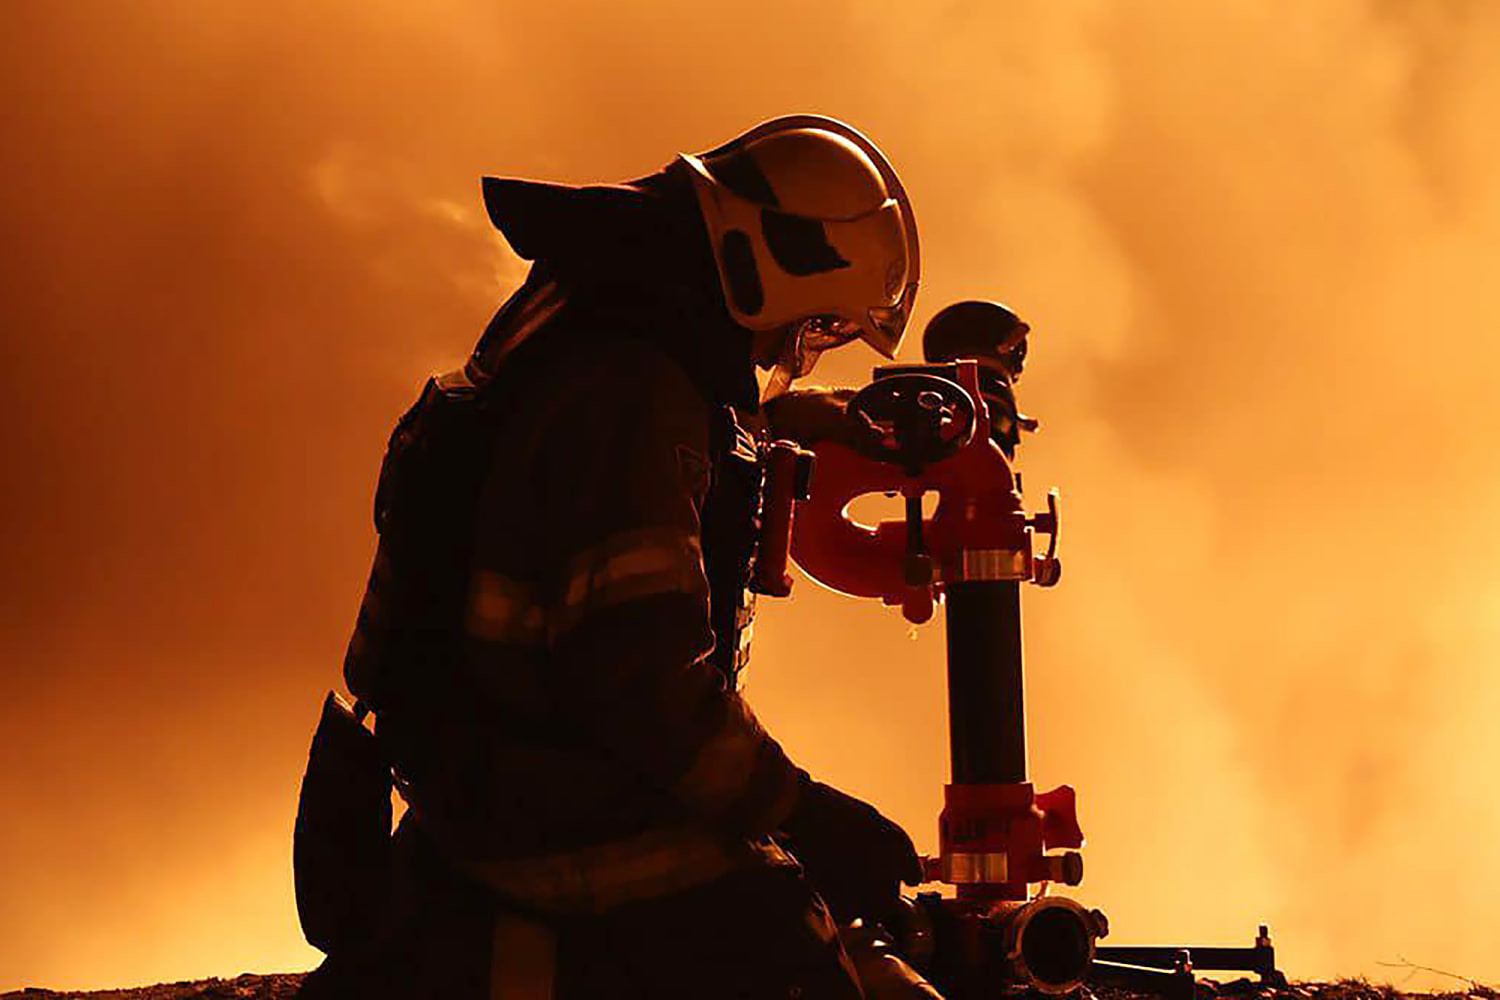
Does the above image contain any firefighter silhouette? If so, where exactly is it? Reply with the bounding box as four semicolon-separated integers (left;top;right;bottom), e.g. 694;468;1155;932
294;117;937;1000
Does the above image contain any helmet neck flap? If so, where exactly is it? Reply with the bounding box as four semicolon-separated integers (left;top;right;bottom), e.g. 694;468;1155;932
476;166;759;410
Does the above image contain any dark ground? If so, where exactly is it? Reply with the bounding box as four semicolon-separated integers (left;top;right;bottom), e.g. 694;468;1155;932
0;975;305;1000
3;975;1495;1000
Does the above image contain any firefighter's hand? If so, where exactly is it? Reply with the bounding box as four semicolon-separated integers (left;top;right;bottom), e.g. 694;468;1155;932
761;387;859;449
779;778;924;926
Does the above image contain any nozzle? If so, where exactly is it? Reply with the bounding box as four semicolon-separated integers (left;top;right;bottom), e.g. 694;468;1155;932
987;896;1104;995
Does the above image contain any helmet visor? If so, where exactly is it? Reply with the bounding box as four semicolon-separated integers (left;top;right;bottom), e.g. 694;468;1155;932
760;315;862;403
867;279;917;358
821;201;911;357
790;315;862;377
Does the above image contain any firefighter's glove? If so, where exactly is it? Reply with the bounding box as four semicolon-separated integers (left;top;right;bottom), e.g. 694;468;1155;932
762;388;859;449
779;777;924;926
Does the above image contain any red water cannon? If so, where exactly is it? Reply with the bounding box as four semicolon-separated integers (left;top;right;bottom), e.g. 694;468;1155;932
790;362;1060;626
783;359;1102;995
789;362;1077;892
766;301;1286;996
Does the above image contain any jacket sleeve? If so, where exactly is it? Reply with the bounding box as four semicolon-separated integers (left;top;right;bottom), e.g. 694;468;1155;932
527;349;802;838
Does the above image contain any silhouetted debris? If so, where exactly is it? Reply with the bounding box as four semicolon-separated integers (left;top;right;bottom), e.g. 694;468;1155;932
1088;981;1493;1000
4;974;1496;1000
0;973;306;1000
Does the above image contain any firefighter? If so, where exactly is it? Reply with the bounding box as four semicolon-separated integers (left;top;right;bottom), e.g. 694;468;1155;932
300;116;928;999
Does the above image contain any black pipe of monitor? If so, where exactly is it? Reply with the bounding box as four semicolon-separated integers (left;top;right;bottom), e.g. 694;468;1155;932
943;579;1027;785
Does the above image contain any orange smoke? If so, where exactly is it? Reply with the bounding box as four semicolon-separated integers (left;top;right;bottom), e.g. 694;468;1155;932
3;0;1499;991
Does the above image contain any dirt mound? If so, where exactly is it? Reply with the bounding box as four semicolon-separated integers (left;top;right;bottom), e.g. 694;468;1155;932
0;974;306;1000
5;975;1493;1000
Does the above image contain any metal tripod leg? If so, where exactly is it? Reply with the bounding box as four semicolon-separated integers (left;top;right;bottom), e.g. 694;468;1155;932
1092;925;1287;994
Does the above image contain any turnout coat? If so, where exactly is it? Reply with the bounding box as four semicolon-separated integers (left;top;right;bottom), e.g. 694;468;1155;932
297;165;863;1000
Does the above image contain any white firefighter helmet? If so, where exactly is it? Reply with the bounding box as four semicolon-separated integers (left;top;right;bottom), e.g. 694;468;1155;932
678;115;919;359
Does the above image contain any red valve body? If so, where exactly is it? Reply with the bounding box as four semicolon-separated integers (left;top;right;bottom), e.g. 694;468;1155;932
790;364;1040;621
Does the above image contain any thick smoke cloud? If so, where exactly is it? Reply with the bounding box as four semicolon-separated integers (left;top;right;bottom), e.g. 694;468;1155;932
2;0;1497;990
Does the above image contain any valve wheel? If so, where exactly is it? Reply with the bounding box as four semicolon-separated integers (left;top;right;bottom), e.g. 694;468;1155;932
846;373;977;471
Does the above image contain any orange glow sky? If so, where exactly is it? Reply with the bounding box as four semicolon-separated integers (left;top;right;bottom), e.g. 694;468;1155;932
3;1;1499;991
